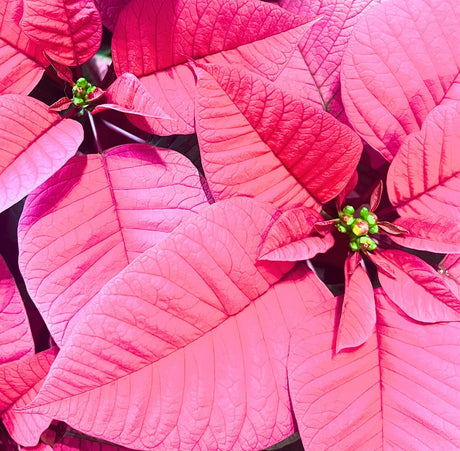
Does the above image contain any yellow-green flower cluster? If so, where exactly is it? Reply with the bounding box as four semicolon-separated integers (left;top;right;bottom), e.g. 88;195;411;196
72;77;96;107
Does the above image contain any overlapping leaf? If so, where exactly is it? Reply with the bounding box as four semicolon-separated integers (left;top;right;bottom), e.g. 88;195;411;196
112;0;314;134
288;288;460;449
387;104;460;218
369;249;460;322
0;255;34;363
17;198;302;450
0;0;47;94
20;0;102;66
18;144;209;345
93;0;130;31
389;216;460;254
279;0;382;119
0;94;83;213
341;0;460;160
195;63;362;209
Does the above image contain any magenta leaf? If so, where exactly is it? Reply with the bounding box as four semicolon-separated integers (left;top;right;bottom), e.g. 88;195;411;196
369;249;460;322
195;63;362;209
93;0;130;31
112;0;310;134
17;199;308;449
279;0;382;119
387;104;460;218
341;0;460;160
93;73;173;131
258;206;334;261
20;0;102;66
0;0;47;95
439;254;460;298
288;288;460;449
18;144;209;346
0;94;83;213
0;255;34;364
0;348;57;413
389;215;460;254
336;253;375;352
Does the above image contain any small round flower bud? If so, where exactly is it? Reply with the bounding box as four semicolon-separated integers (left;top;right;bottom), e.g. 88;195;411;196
343;205;355;216
359;207;369;219
76;77;89;88
336;224;347;234
366;215;377;226
352;219;369;236
349;240;359;251
369;224;379;234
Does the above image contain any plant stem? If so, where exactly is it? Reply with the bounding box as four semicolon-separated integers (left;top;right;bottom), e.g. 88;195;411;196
99;119;146;143
87;111;103;153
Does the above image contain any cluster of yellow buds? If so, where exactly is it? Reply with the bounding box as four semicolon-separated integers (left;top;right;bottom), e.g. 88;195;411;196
336;205;379;251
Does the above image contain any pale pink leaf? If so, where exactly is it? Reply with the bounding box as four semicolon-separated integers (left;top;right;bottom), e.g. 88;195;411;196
387;103;460;218
369;249;460;322
341;0;460;160
0;255;34;364
336;253;375;352
18;203;309;449
439;254;460;298
112;0;310;134
389;215;460;254
0;0;47;94
0;348;57;413
288;288;460;449
20;0;102;66
279;0;382;119
258;206;334;261
195;63;362;209
0;94;83;213
18;144;209;346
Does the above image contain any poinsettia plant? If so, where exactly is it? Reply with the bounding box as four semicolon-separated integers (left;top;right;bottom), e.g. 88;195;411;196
1;0;459;449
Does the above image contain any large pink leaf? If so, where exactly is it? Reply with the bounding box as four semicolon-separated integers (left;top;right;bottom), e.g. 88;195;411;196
0;0;47;94
258;206;334;261
387;104;460;218
0;94;83;213
369;249;460;322
18;144;208;346
112;0;311;134
20;0;102;66
279;0;382;119
0;254;34;363
389;215;460;254
0;348;57;413
341;0;460;160
195;63;362;209
288;288;460;449
93;0;130;31
18;199;304;450
336;253;375;352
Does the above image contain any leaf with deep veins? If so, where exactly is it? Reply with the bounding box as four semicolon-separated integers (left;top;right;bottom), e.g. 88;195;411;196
195;63;362;209
0;255;34;364
0;348;57;413
112;0;312;134
387;104;460;218
0;94;83;213
93;0;130;31
279;0;382;119
17;200;307;450
369;249;460;322
288;288;460;449
258;206;334;261
0;0;47;94
20;0;102;66
389;216;460;254
341;0;460;160
336;253;375;352
18;144;209;346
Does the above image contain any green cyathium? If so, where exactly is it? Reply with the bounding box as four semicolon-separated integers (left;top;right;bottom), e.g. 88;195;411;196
336;205;379;251
72;77;97;107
